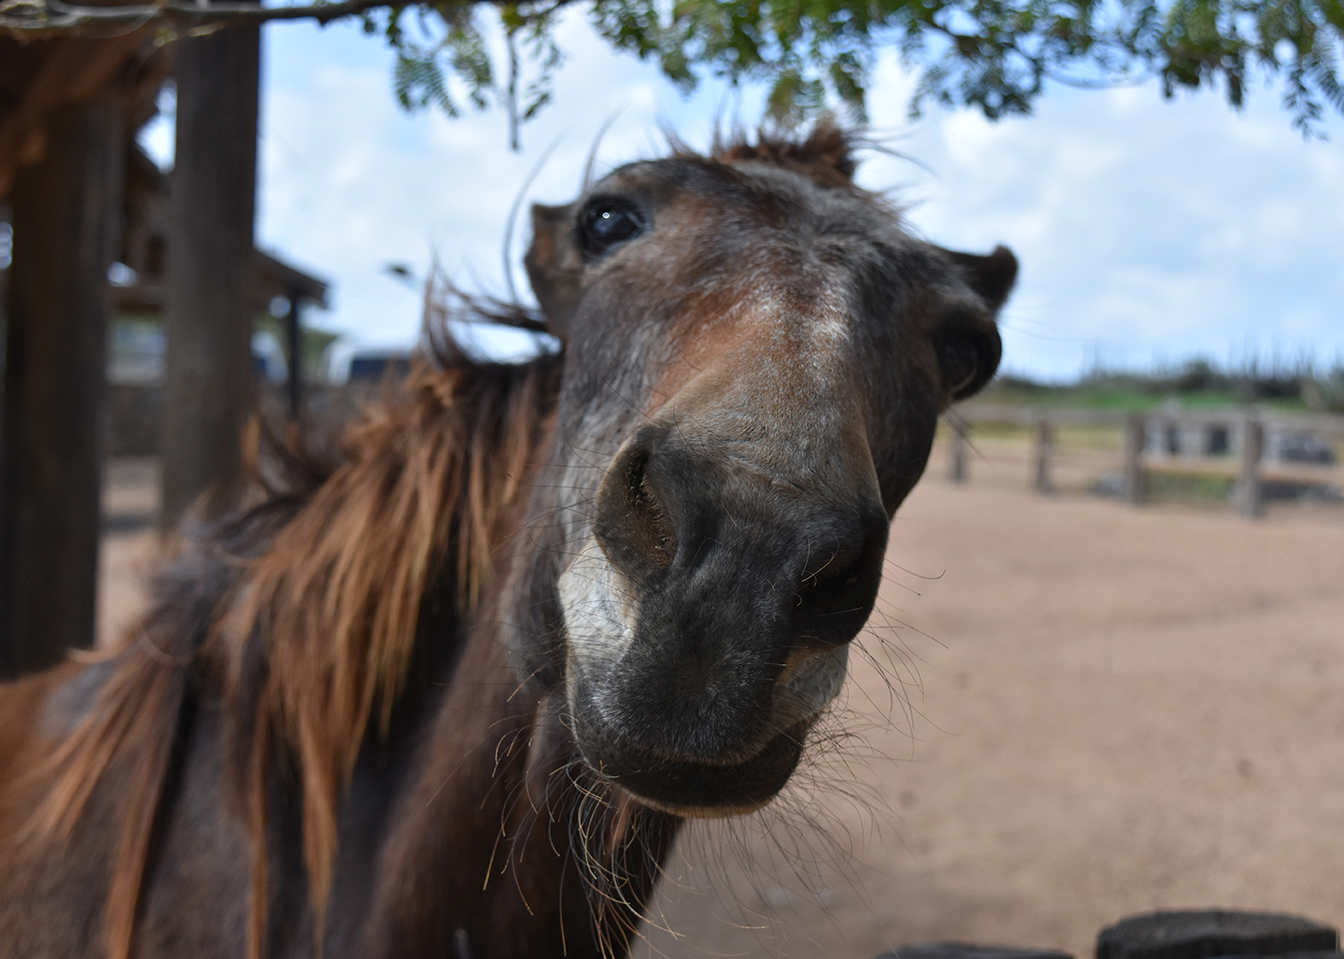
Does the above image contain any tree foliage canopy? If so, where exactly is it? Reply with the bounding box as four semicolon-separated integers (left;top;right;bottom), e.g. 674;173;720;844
369;0;1342;137
3;0;1340;135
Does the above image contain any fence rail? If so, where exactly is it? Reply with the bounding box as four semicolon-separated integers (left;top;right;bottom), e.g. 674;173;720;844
948;405;1344;519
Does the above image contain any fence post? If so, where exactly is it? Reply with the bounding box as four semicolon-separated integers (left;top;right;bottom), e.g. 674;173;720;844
1033;419;1054;495
285;286;304;422
950;422;968;484
1237;419;1265;519
1123;414;1146;505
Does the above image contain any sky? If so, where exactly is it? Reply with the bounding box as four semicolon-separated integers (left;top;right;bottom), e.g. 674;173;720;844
142;11;1344;383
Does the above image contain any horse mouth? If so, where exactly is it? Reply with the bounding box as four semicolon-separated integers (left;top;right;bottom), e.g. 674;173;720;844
576;721;809;817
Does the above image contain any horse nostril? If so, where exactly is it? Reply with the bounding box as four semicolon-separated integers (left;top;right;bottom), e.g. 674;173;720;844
797;546;864;609
594;442;679;580
623;450;678;569
793;513;888;642
801;549;862;592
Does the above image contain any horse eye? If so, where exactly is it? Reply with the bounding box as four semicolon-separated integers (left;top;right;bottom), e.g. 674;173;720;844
578;199;646;259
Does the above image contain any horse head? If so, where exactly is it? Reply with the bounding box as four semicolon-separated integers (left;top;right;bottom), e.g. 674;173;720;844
507;124;1016;818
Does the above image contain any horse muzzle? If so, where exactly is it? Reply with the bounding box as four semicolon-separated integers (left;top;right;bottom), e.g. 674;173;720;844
559;421;888;815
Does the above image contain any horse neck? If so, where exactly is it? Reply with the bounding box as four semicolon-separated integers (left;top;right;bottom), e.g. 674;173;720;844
349;516;683;959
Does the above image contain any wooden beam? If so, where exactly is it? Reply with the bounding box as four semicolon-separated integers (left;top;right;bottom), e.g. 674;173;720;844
0;92;125;677
159;24;260;527
0;33;150;200
1237;419;1265;519
1122;414;1146;505
1033;419;1054;495
285;287;303;421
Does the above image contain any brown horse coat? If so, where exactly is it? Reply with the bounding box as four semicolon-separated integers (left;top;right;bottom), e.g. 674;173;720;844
0;123;1015;959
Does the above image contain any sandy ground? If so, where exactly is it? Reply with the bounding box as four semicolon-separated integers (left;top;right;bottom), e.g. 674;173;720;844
96;445;1344;959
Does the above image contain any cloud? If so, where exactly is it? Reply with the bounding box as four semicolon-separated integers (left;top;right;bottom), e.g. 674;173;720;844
857;63;1344;378
257;13;771;349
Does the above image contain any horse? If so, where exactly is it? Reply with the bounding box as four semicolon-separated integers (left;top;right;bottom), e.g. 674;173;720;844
0;122;1015;959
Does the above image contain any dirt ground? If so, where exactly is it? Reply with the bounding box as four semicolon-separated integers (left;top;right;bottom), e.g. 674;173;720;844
97;444;1344;959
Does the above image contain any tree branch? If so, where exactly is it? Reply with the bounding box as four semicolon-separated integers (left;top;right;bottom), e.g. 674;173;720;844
0;0;403;38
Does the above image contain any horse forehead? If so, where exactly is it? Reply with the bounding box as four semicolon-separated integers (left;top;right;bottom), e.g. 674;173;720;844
590;159;910;300
636;261;874;432
583;154;926;398
594;155;888;230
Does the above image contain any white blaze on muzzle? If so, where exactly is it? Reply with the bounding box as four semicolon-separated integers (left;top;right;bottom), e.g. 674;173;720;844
559;534;852;733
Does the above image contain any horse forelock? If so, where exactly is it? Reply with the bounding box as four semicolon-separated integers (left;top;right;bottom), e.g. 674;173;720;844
704;118;860;189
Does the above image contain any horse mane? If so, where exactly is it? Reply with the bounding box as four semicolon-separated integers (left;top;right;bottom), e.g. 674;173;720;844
228;339;562;956
24;302;561;959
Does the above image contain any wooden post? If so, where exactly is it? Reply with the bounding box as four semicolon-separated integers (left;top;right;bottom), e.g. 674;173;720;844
949;421;968;484
1033;419;1054;495
1238;419;1265;519
1122;414;1146;505
0;95;125;677
285;287;303;421
160;24;261;528
0;204;10;310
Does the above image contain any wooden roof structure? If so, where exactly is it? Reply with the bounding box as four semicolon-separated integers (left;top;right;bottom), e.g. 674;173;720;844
0;31;166;201
113;140;330;314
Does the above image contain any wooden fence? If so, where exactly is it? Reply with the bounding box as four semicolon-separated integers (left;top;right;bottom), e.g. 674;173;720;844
947;406;1344;519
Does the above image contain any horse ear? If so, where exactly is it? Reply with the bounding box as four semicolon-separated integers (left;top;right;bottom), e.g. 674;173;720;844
932;316;1002;403
932;245;1015;402
941;245;1018;312
524;202;583;338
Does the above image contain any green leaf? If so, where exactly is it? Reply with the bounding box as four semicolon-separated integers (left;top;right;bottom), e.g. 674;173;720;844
373;0;1343;140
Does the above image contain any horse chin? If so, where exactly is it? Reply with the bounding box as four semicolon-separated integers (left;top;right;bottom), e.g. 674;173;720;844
628;794;775;820
577;720;810;819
